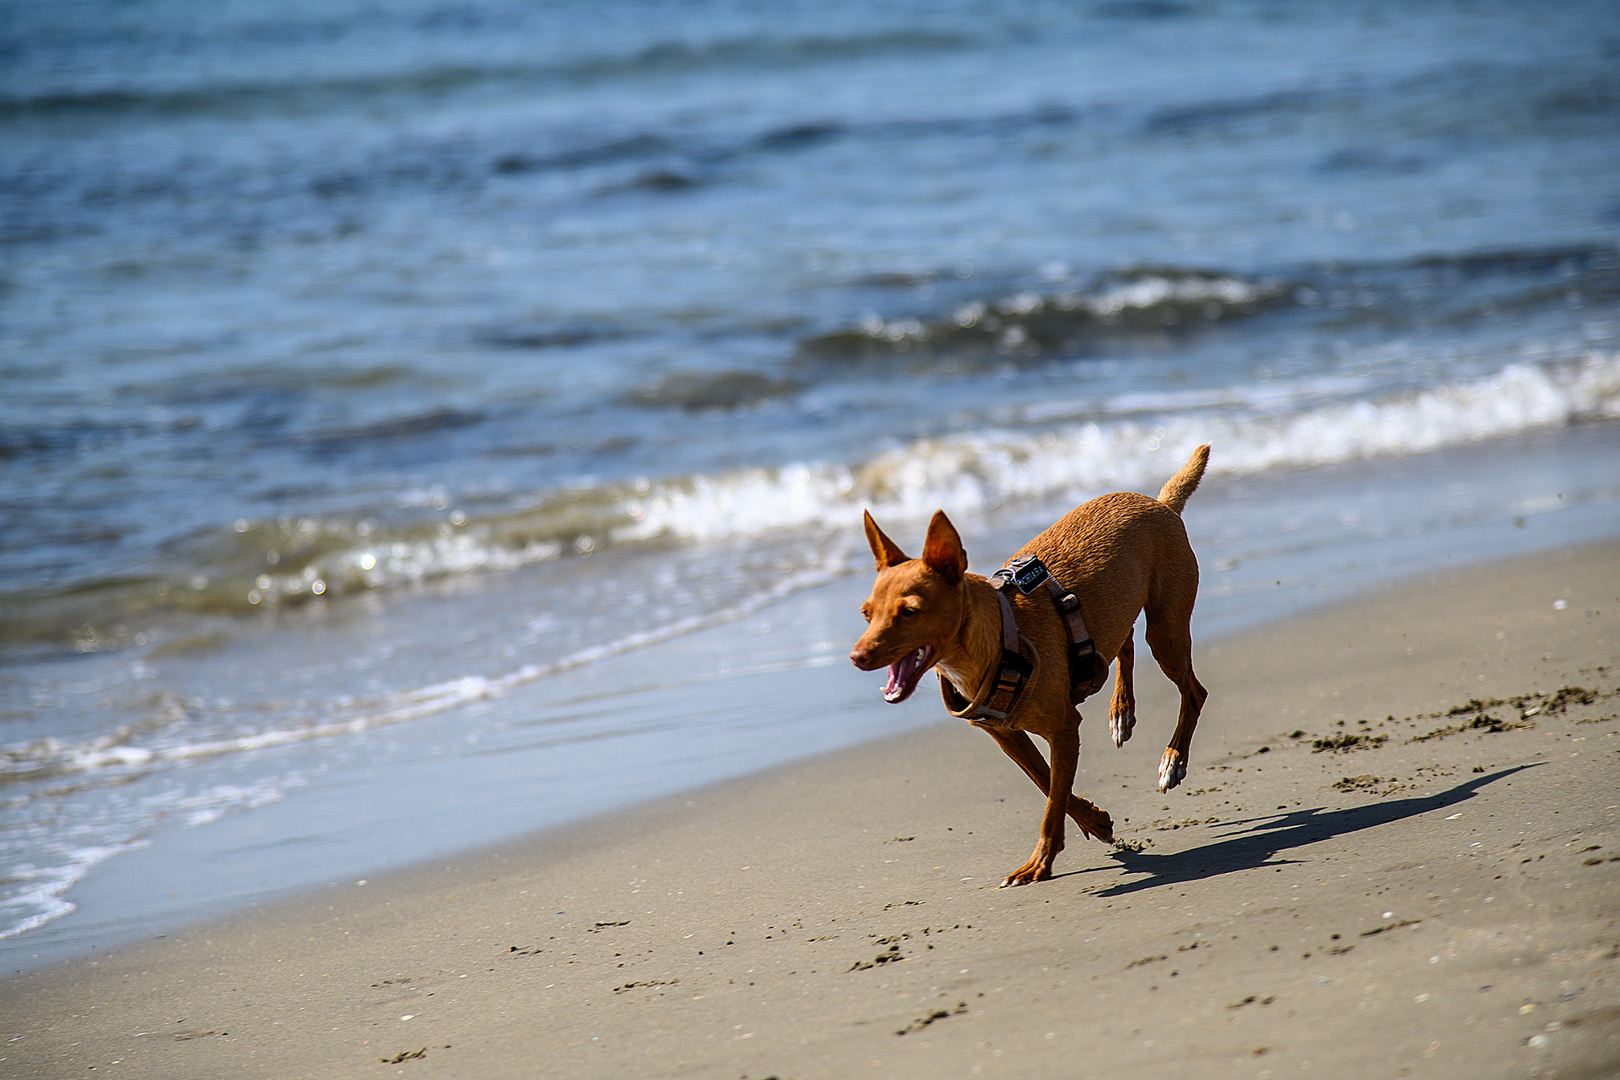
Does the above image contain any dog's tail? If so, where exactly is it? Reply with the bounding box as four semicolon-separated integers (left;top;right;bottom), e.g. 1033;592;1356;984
1157;444;1210;515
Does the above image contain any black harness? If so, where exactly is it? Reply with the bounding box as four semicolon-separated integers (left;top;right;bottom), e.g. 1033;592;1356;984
939;555;1103;724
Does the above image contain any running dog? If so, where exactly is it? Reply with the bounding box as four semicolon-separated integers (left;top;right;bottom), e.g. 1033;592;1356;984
849;446;1210;886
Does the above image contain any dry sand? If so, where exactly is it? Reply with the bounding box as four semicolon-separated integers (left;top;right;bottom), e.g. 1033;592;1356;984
3;541;1617;1080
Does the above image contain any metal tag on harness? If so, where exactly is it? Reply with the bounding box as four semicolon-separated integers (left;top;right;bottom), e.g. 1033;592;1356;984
997;555;1051;595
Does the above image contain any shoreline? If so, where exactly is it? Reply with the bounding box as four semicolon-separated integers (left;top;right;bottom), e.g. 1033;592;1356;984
3;539;1616;1078
7;417;1620;974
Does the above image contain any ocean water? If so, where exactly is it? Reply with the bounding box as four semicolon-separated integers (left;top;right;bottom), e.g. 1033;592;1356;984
3;0;1619;968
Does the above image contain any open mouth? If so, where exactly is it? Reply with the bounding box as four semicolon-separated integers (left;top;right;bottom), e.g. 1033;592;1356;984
882;645;934;704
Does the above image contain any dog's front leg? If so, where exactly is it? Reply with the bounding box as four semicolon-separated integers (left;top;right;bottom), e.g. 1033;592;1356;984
980;726;1088;886
1007;727;1076;886
979;725;1114;851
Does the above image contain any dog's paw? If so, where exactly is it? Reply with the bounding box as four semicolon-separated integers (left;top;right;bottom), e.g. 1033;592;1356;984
1109;706;1136;748
999;861;1053;888
1157;748;1187;793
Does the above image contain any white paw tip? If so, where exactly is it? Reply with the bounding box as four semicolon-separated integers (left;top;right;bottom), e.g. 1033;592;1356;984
1109;710;1135;748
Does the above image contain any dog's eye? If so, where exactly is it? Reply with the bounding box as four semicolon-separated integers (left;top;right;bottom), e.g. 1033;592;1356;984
898;606;919;618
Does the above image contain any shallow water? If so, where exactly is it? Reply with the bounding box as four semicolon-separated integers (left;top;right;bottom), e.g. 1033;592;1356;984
2;0;1619;965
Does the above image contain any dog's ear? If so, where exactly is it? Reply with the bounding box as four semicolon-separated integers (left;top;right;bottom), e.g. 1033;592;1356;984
864;510;909;570
921;510;967;585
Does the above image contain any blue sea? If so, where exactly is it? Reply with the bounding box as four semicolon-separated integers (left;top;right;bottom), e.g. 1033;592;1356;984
3;0;1619;969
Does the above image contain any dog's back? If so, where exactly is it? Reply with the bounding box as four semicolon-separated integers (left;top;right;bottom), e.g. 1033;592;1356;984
1012;446;1208;667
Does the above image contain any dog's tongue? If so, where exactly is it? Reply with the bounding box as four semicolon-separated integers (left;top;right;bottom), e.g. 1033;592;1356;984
882;646;929;703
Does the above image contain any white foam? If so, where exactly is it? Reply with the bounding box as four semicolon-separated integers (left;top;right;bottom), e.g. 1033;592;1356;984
613;352;1620;542
0;842;147;941
162;778;300;828
0;558;854;791
0;774;316;941
1065;272;1278;316
220;352;1619;614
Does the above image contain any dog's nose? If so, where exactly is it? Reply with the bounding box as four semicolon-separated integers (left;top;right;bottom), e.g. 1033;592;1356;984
849;646;872;669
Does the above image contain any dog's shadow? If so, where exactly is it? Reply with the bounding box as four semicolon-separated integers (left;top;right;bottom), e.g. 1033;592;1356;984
1094;763;1540;896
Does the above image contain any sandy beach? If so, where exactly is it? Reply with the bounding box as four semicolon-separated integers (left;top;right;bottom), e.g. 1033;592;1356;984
7;5;1620;1076
3;539;1616;1079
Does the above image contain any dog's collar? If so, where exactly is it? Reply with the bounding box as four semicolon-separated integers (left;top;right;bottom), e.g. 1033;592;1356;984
939;588;1036;725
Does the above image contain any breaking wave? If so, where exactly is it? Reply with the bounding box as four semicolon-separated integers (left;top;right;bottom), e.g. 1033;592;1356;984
798;268;1293;366
3;351;1616;650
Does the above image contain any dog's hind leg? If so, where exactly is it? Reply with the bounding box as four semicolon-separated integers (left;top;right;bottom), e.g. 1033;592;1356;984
1144;610;1207;793
979;726;1114;855
1108;629;1137;748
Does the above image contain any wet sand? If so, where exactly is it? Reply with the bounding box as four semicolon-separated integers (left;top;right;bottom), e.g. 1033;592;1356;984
3;541;1617;1079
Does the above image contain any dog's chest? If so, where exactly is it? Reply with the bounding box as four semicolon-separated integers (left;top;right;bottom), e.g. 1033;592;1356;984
935;659;976;700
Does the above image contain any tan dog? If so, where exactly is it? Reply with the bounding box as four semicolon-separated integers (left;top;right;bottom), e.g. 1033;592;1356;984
849;446;1210;886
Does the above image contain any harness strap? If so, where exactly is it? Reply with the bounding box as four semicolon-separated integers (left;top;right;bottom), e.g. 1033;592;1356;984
940;554;1103;724
980;590;1031;720
1038;574;1097;668
990;555;1100;698
938;589;1035;724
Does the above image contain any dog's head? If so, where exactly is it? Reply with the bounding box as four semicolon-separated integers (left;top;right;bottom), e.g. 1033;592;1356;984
848;509;969;704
